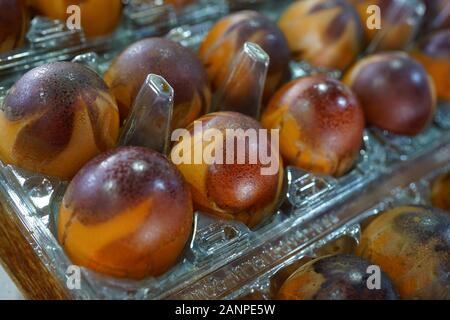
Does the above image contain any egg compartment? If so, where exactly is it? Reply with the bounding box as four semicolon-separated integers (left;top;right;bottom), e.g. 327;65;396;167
225;141;450;300
0;0;230;78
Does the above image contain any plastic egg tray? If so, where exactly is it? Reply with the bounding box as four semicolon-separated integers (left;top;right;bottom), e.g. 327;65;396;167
0;0;448;300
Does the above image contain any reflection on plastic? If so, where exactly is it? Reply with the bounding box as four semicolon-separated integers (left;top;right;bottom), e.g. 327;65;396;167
119;74;174;155
71;52;100;73
214;42;269;120
26;16;85;50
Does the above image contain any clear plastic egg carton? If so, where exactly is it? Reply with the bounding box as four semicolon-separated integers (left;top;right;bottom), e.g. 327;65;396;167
0;0;449;300
0;130;450;299
0;0;231;78
227;142;450;300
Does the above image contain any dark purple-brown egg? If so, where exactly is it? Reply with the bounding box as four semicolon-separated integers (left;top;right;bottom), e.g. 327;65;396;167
0;61;120;180
58;146;193;279
277;254;399;300
104;37;211;128
344;52;436;135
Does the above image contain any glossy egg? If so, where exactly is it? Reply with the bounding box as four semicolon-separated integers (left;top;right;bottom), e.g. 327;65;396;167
356;205;450;299
344;52;436;136
278;0;363;71
412;29;450;101
0;62;120;180
28;0;122;37
170;111;284;228
58;146;193;279
199;10;291;102
104;37;211;129
277;254;399;300
0;0;28;53
261;75;365;177
431;171;450;212
350;0;421;51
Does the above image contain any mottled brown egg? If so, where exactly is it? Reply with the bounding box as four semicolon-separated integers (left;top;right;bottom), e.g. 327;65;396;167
277;254;399;300
278;0;363;71
0;0;28;53
423;0;450;32
28;0;122;37
356;205;450;299
58;146;193;279
412;29;450;101
431;171;450;212
170;112;284;228
104;37;211;129
198;10;290;102
0;62;119;180
344;52;436;136
261;75;365;177
350;0;421;51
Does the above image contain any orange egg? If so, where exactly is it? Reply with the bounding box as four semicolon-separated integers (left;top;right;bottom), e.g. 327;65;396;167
278;0;363;71
0;62;120;180
170;111;284;228
199;10;291;102
28;0;122;37
431;171;450;212
261;75;365;177
105;38;211;128
0;0;28;53
356;205;450;299
58;147;193;279
344;52;436;136
277;254;399;300
412;29;450;101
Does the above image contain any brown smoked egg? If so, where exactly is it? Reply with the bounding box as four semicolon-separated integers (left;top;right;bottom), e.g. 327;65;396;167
261;75;365;177
0;0;28;53
412;29;450;101
277;254;399;300
58;146;193;279
350;0;422;51
198;10;291;102
104;38;211;129
278;0;363;71
344;52;436;136
0;61;120;180
431;171;450;212
170;111;284;228
356;205;450;299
